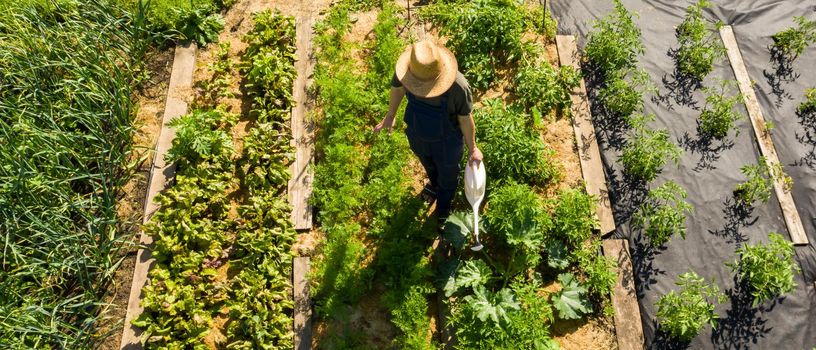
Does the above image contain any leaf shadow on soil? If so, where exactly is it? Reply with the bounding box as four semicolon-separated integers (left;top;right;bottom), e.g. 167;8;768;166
762;46;798;108
710;276;774;350
653;48;703;110
707;196;757;248
793;107;816;169
677;126;735;172
581;62;632;152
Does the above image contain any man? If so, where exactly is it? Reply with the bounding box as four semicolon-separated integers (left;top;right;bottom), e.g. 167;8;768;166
373;40;482;226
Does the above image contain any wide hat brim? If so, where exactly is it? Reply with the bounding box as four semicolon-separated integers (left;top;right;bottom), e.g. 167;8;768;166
395;44;458;98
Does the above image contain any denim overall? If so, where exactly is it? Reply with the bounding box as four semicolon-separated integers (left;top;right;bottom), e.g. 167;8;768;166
404;91;464;219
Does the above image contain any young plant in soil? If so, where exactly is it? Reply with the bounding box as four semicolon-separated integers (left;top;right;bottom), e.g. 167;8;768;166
585;0;644;75
633;181;693;247
674;0;725;81
771;16;816;62
621;114;683;182
698;80;743;139
728;233;799;307
598;69;654;117
734;156;793;205
656;271;726;342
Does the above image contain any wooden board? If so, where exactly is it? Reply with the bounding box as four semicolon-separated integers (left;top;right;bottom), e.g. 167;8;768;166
294;257;312;350
120;43;197;350
602;239;645;350
720;26;809;246
289;15;316;230
555;35;617;236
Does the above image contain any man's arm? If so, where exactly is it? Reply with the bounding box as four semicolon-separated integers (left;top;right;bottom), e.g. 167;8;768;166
374;86;405;133
458;114;483;165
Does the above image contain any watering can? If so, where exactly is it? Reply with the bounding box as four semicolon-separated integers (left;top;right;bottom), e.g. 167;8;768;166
464;161;486;251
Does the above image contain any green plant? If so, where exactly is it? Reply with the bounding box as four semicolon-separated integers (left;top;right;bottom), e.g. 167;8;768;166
197;42;235;107
166;108;237;170
598;69;654;117
0;1;150;346
585;0;644;75
728;233;799;307
526;5;558;40
734;157;792;205
551;273;592;320
674;0;725;81
633;181;693;247
656;271;726;342
771;16;816;61
420;0;527;90
797;88;816;115
174;5;224;46
475;99;562;186
621;114;683;182
515;59;581;116
698;80;743;139
574;238;618;300
549;188;599;250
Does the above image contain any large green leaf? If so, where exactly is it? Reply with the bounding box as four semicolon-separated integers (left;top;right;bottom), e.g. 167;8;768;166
466;286;520;327
551;273;591;320
441;259;492;297
444;211;482;251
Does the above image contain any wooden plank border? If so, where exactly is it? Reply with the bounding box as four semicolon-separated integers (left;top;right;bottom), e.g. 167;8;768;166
120;43;197;350
293;257;312;350
719;26;809;246
289;15;316;231
555;35;616;236
602;239;645;350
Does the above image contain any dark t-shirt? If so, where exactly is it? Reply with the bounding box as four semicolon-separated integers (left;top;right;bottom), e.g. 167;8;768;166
391;72;474;120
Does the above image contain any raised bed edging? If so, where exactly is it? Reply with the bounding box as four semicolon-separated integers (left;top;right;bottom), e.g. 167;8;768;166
120;42;197;350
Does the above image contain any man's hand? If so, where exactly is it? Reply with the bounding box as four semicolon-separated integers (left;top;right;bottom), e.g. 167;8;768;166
469;147;483;166
373;114;396;134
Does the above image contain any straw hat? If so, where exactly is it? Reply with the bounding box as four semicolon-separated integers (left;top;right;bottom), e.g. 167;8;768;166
395;40;458;98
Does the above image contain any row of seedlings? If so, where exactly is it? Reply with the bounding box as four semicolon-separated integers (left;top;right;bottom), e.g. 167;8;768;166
584;0;800;343
133;11;298;348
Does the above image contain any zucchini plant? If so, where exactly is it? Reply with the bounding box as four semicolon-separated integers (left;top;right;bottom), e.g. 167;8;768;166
620;114;683;182
633;181;693;247
656;271;726;342
728;233;799;307
674;0;725;81
698;80;744;139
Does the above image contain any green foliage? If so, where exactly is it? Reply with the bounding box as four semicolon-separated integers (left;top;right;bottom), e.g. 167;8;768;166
675;0;725;81
197;42;236;107
242;10;297;124
797;88;816;115
771;16;816;61
238;122;294;194
549;188;599;250
388;285;437;349
621;114;683;182
585;0;644;75
485;183;551;273
551;273;592;320
166;108;237;170
442;259;494;297
515;59;581;116
175;6;224;46
698;80;743;139
475;99;562;186
734;157;792;205
598;69;654;117
115;0;230;44
574;239;618;299
527;5;558;40
0;2;151;344
656;271;725;342
633;181;693;247
728;233;799;307
421;0;527;90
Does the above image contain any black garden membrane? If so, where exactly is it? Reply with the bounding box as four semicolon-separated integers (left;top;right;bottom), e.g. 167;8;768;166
549;0;816;348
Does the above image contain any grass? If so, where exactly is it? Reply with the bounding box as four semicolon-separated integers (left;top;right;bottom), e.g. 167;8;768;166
0;1;150;347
